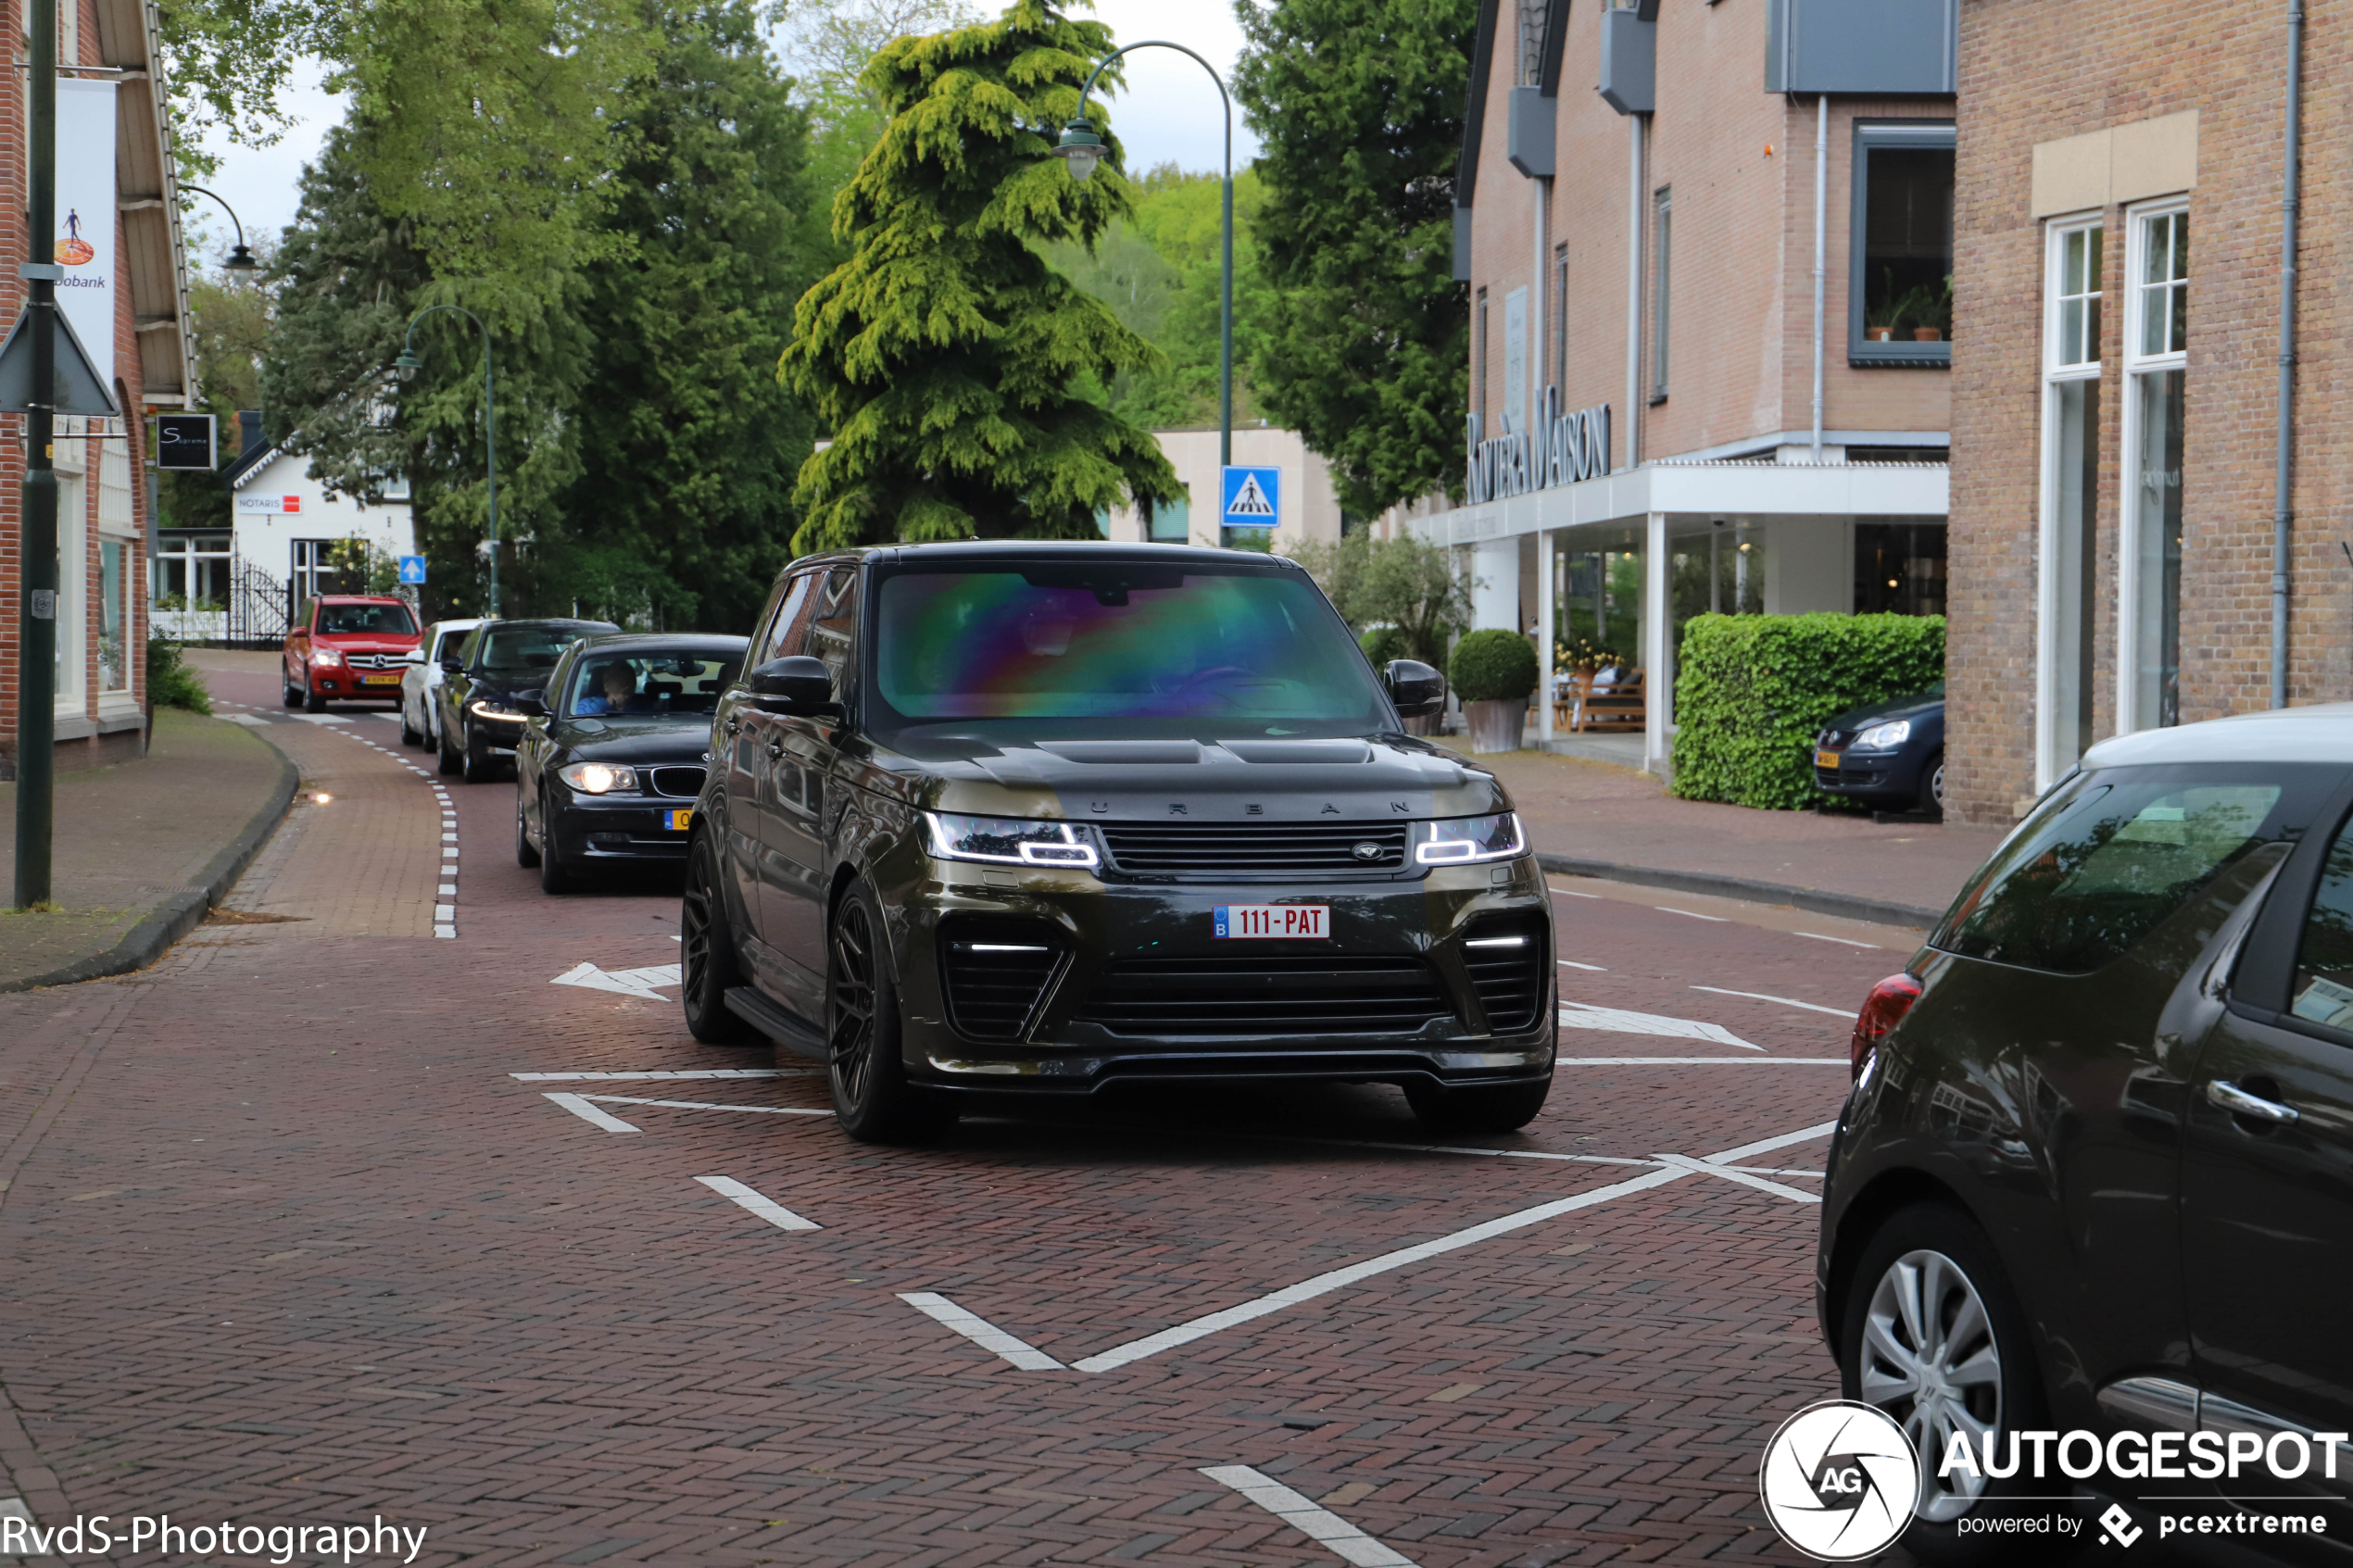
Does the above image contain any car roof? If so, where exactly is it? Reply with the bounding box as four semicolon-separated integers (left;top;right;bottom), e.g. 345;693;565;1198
477;617;620;630
571;632;749;653
427;617;486;632
2084;703;2353;768
316;594;411;604
793;541;1309;569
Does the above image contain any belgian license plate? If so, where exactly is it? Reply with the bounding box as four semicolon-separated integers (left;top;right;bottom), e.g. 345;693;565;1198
1815;749;1842;770
1214;904;1328;939
363;674;401;686
665;808;695;832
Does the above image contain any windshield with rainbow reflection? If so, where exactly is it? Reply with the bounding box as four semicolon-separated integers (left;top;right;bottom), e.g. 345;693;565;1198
870;563;1389;741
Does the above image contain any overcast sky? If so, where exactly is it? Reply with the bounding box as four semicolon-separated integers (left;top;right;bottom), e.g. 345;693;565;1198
189;0;1265;273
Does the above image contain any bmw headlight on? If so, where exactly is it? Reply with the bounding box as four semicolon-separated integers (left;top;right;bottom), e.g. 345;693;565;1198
471;697;529;721
924;812;1100;869
559;762;639;795
1854;719;1912;750
1416;811;1527;865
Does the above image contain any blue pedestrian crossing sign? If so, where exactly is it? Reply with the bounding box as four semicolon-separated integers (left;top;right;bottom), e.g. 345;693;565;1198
1220;465;1281;528
397;555;428;585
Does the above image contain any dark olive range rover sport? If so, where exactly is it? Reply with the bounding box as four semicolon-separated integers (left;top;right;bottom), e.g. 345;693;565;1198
679;543;1557;1143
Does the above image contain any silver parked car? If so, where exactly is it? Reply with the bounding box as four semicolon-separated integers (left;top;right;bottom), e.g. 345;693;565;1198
400;618;484;751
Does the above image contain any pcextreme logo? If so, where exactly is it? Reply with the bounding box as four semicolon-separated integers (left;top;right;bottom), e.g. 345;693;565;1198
1758;1400;1920;1562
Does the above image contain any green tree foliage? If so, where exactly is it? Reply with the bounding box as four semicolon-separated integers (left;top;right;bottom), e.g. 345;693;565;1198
1046;164;1270;431
1671;614;1946;809
1290;530;1470;667
1234;0;1473;515
552;0;825;632
778;0;1180;549
774;0;983;241
157;252;273;532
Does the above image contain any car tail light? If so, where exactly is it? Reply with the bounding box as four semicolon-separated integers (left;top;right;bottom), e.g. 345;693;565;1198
1850;972;1922;1079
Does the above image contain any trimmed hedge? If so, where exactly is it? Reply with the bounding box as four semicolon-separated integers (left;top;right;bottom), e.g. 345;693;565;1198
1670;613;1944;809
1450;628;1539;702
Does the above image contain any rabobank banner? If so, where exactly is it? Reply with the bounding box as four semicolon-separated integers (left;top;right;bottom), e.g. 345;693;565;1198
55;79;118;387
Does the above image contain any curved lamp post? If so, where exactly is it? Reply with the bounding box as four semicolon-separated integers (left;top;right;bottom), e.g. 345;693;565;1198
1055;43;1235;473
179;185;259;272
393;306;499;615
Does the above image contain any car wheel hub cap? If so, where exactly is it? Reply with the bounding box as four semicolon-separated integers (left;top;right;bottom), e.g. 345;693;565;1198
1858;1247;2002;1524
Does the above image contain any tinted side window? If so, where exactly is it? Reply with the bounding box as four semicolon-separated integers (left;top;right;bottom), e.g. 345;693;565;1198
1935;770;2290;974
757;574;821;666
2294;815;2353;1031
457;627;484;666
807;569;858;690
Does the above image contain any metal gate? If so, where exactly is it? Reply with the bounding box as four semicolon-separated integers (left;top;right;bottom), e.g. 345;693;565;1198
225;556;293;645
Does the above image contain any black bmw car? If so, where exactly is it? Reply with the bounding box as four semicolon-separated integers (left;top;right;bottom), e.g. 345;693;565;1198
1814;684;1946;814
682;542;1556;1145
514;632;748;892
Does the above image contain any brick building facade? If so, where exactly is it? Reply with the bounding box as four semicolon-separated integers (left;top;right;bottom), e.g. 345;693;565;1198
0;0;194;778
1947;2;2342;822
1433;0;1958;774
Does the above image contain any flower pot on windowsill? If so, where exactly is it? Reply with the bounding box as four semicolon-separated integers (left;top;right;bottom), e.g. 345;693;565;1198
1912;327;1944;342
1466;697;1528;755
1867;327;1896;342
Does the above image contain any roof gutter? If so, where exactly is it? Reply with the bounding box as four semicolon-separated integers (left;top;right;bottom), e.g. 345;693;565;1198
2271;0;2304;709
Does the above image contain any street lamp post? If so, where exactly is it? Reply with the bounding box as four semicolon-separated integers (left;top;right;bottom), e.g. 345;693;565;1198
13;0;60;908
179;186;261;272
1054;44;1235;473
394;307;498;617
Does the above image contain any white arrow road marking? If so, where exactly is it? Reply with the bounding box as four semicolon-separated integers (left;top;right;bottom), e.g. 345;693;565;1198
543;1093;641;1133
215;711;271;727
1200;1466;1420;1568
695;1175;819;1231
898;1292;1064;1370
1557;1002;1761;1050
1691;985;1853;1017
549;961;684;1002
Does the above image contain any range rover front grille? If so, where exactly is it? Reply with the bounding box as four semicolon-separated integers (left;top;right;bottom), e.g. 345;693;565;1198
1461;922;1546;1034
1074;956;1449;1037
648;765;708;799
939;926;1062;1041
1099;822;1408;877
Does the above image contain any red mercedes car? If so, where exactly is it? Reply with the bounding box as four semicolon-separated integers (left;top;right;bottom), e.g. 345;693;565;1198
283;595;422;712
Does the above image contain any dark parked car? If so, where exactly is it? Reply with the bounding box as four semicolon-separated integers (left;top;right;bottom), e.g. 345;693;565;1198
435;617;617;783
1815;685;1945;813
514;632;749;892
682;542;1555;1144
1819;706;2353;1561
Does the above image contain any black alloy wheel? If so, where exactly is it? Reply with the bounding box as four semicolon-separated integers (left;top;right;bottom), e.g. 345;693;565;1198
536;790;577;893
461;721;497;784
1840;1202;2052;1565
400;701;422;748
436;716;461;776
826;885;955;1144
514;791;540;868
282;672;301;709
303;672;326;714
681;834;753;1044
1919;751;1946;817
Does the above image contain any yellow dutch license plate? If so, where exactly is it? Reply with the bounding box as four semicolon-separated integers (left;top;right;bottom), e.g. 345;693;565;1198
1815;749;1842;770
363;674;401;686
665;808;694;832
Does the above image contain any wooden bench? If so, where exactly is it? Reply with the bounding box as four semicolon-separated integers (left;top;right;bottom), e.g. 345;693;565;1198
1554;668;1646;733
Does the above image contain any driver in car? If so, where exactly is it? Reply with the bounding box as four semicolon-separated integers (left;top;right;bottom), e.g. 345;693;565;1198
574;661;659;716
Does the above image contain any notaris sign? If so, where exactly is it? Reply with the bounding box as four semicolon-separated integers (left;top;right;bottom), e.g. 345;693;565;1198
1466;387;1611;505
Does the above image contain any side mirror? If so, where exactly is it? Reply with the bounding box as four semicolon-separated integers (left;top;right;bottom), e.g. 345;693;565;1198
441;658;463;675
405;648;425;665
1384;659;1446;719
513;689;546;717
749;655;842;716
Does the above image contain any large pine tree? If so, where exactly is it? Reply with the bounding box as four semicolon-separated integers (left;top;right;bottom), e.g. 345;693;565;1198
1234;0;1474;517
778;0;1179;550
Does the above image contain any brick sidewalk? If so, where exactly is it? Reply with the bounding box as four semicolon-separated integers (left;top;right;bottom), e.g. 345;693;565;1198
0;708;295;990
1463;749;2007;922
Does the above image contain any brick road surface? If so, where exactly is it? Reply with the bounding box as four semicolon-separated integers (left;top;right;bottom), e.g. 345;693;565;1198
0;663;1972;1566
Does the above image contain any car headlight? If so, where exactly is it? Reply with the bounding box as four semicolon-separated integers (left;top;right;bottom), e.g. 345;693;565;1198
559;762;638;795
923;811;1100;869
312;646;344;667
1416;811;1527;864
1855;719;1912;750
471;698;527;721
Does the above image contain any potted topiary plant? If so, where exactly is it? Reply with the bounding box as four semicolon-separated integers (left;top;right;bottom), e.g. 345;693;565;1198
1449;629;1539;754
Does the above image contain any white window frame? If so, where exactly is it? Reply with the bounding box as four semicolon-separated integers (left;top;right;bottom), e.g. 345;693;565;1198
2035;213;2105;793
96;438;140;709
2116;197;2189;735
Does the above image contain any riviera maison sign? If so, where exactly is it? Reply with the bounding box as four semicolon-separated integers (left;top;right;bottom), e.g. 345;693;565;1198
1466;388;1611;504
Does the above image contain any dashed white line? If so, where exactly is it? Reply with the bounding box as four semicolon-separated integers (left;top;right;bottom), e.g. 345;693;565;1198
1655;907;1730;922
543;1093;641;1133
1556;959;1607;972
1556;1002;1761;1050
1793;931;1881;948
1690;985;1853;1018
898;1292;1064;1370
695;1175;820;1231
1549;887;1603;899
1200;1466;1420;1568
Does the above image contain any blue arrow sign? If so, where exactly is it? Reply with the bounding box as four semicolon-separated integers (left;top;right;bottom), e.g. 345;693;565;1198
1220;465;1281;529
397;555;428;585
